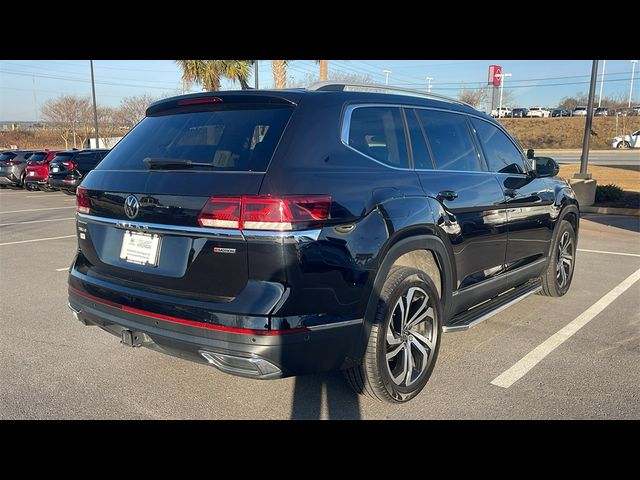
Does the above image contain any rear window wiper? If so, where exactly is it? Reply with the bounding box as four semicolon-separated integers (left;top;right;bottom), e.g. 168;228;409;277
143;157;216;170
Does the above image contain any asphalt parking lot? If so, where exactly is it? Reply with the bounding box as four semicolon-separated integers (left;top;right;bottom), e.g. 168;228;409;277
1;188;638;419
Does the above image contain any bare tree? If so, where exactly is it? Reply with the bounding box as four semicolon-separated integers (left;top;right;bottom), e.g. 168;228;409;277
458;87;487;108
117;94;157;129
75;98;95;148
97;106;122;144
41;95;90;149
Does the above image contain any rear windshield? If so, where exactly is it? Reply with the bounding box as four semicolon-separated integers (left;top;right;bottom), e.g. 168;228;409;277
0;152;17;161
96;106;294;172
51;153;74;163
27;152;47;164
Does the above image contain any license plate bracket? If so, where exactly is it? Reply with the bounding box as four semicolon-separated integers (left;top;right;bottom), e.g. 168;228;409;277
119;230;161;267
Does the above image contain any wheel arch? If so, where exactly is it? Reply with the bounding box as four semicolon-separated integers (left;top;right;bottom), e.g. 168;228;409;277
365;234;454;327
346;233;454;369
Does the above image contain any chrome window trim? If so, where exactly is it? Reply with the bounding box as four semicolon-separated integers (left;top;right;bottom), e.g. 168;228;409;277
76;213;321;241
340;103;528;174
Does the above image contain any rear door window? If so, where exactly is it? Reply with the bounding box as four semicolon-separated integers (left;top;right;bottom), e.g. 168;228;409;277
0;152;17;161
95;106;294;172
416;110;483;172
348;107;409;168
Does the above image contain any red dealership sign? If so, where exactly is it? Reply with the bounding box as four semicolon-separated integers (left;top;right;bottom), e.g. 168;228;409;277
488;65;503;86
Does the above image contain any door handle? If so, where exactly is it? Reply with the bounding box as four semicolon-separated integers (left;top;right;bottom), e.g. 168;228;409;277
437;190;458;201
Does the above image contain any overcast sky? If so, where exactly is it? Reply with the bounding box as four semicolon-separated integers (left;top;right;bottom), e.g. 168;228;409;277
1;59;637;121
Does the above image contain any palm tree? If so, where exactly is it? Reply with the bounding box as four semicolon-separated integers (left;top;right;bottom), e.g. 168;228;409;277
176;60;253;91
318;60;328;81
272;60;288;89
271;60;328;89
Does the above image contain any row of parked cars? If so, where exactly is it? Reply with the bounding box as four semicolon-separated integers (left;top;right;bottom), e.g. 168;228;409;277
0;148;110;193
491;105;640;118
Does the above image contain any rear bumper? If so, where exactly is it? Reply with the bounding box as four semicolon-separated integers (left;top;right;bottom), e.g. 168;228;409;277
68;278;364;379
25;177;48;186
0;168;20;184
48;177;79;191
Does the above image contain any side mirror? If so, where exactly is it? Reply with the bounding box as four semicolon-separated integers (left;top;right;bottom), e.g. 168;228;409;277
534;156;560;177
526;148;535;160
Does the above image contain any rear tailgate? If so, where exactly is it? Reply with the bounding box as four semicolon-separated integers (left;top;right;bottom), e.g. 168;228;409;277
75;94;297;301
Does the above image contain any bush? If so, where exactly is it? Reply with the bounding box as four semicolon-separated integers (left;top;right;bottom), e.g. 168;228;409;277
595;184;625;203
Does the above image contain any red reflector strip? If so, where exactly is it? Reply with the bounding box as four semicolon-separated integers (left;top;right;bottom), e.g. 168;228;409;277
68;286;308;336
177;97;223;106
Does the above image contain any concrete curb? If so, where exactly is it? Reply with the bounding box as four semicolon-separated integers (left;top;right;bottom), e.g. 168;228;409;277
581;206;640;216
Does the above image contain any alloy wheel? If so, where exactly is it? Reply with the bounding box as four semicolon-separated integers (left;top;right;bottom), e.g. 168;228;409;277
385;287;437;387
556;231;574;289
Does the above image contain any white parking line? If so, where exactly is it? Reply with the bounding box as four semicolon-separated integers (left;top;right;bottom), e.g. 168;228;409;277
0;206;75;214
55;267;69;272
491;267;640;389
25;195;64;198
0;235;76;246
0;217;75;227
577;248;640;258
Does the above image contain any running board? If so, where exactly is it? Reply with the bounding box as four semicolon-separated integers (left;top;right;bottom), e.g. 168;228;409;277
443;279;542;333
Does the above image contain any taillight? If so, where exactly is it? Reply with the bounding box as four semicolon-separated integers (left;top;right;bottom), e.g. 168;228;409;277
198;197;242;229
197;195;331;231
76;186;90;214
243;195;331;230
62;161;77;170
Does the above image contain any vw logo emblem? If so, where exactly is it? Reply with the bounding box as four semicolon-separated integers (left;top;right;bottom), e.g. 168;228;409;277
124;195;140;219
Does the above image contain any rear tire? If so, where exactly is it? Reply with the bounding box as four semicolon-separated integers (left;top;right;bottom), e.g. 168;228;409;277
539;220;576;297
345;266;442;403
616;141;630;149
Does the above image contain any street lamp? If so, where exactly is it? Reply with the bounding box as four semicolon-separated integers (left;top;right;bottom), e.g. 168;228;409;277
383;70;392;86
598;60;606;108
629;60;638;108
495;72;512;118
426;76;433;93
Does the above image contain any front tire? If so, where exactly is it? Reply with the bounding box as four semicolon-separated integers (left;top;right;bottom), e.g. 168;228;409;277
345;266;442;403
616;141;630;149
540;220;576;297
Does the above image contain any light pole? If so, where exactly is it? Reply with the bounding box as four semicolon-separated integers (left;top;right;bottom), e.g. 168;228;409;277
383;70;391;85
89;60;99;149
629;60;638;108
598;59;606;108
495;72;512;118
578;60;599;178
426;77;433;93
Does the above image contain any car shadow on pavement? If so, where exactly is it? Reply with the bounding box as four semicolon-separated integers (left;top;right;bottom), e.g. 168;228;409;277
583;214;640;233
290;371;362;420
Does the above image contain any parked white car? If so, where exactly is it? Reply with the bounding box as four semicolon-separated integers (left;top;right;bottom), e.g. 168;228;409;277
611;130;640;149
490;107;511;118
527;107;551;118
572;106;588;116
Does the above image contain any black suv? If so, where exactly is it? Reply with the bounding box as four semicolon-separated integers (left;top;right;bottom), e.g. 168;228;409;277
48;149;110;194
67;84;579;403
510;107;529;118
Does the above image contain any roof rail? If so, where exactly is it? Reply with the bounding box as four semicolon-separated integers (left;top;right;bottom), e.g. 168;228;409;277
307;81;471;107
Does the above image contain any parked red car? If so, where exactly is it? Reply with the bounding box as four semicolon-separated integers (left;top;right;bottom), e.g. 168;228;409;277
24;150;60;191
